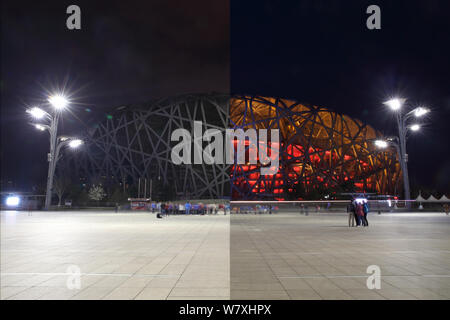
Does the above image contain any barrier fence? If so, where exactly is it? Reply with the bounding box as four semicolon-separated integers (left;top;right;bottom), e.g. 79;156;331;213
229;199;447;214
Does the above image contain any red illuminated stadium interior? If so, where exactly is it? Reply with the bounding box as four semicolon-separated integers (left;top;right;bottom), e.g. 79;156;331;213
230;140;376;200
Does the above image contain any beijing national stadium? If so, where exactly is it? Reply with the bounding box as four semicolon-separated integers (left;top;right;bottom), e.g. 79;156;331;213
67;93;401;200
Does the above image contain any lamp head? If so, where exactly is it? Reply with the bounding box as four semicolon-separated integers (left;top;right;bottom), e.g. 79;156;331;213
68;139;83;148
35;124;46;131
413;107;430;117
27;107;47;119
48;95;68;110
374;140;388;148
383;98;405;111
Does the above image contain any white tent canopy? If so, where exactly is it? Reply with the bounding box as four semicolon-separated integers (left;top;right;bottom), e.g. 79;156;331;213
415;195;426;202
415;194;449;203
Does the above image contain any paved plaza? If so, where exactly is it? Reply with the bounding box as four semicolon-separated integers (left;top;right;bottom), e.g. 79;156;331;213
231;212;450;299
1;211;230;300
1;210;450;300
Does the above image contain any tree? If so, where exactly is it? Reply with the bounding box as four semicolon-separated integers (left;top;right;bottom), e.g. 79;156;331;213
88;184;106;205
53;175;71;206
109;186;128;203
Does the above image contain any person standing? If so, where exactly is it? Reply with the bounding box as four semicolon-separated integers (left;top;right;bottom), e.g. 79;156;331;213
356;202;365;227
225;203;230;215
347;200;355;227
443;203;449;215
362;201;370;227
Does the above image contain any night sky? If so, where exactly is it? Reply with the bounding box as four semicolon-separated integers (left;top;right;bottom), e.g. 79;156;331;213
1;0;449;195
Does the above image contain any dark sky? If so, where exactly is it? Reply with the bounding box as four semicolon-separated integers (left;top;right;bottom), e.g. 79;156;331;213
1;0;449;194
1;0;229;189
231;0;450;195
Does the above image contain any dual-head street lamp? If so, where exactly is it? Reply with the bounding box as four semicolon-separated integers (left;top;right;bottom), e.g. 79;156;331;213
26;94;83;210
375;97;430;208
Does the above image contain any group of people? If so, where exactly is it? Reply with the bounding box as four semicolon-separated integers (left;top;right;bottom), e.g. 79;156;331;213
151;202;230;216
234;204;276;214
347;198;370;227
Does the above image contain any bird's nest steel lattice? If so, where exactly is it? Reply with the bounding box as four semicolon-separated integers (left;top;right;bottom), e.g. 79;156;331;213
69;93;400;200
230;95;401;200
70;93;231;199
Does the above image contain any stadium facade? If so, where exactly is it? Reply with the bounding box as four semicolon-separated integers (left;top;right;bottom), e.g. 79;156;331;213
69;93;401;200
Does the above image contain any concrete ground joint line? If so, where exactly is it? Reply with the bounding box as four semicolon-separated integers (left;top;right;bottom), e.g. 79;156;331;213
0;272;182;278
277;274;450;279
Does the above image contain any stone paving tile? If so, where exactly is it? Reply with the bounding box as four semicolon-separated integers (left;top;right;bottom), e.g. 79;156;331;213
374;289;418;300
286;289;322;299
228;281;285;291
314;288;354;300
117;276;154;288
428;288;450;298
90;276;129;288
7;286;55;300
343;288;386;300
231;290;290;300
146;277;179;288
135;287;172;300
278;278;313;290
329;277;367;290
103;286;145;300
0;286;29;300
399;288;447;300
37;287;81;300
169;287;229;298
70;286;114;300
303;278;342;291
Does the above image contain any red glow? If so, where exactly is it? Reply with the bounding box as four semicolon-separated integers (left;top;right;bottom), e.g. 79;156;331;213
231;141;375;199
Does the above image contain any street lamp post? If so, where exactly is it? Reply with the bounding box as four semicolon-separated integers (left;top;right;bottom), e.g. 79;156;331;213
377;98;430;208
27;95;83;210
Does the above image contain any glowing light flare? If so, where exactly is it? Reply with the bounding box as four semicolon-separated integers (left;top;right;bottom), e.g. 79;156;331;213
413;107;430;117
383;98;405;111
374;140;388;148
68;139;83;148
410;124;420;131
6;196;20;207
35;124;46;131
27;107;47;119
48;95;68;110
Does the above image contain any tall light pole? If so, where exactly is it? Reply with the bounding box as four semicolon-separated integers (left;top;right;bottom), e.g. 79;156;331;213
376;98;430;208
27;95;83;210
